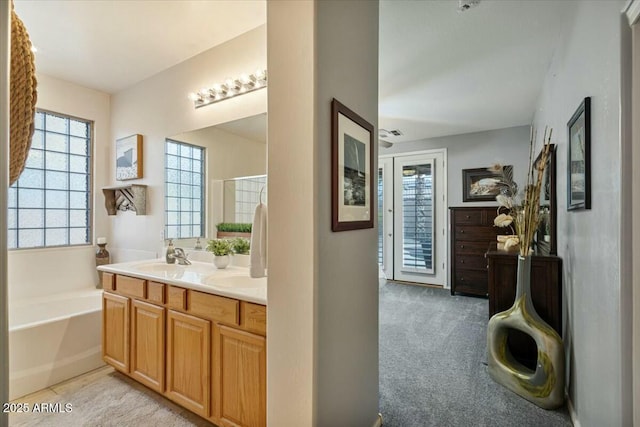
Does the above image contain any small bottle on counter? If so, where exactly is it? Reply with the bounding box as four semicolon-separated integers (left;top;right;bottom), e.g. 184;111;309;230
194;237;202;250
95;237;111;289
166;239;176;264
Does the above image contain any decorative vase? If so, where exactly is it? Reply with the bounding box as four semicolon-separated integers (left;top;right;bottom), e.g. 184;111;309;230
487;255;565;409
95;238;111;289
213;255;230;269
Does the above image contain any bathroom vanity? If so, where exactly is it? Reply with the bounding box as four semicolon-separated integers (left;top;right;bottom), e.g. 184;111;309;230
98;260;266;427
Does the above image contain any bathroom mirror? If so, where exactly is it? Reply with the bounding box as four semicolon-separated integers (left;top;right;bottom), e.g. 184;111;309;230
223;174;267;223
533;144;556;256
165;113;266;245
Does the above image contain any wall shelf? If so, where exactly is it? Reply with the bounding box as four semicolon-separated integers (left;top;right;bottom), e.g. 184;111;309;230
103;184;147;215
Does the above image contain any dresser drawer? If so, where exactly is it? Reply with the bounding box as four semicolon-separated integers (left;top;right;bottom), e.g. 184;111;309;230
454;240;491;255
453;209;484;225
453;269;488;296
454;255;488;270
116;275;146;299
454;226;498;242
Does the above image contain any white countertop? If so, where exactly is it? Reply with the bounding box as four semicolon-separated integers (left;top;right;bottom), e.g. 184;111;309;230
98;259;267;305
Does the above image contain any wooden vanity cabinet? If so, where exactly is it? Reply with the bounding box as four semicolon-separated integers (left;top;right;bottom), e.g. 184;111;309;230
213;325;266;427
167;309;211;418
102;274;267;427
130;299;165;393
102;292;130;373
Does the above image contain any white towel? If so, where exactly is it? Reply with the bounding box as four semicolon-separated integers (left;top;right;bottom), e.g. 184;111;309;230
250;202;267;278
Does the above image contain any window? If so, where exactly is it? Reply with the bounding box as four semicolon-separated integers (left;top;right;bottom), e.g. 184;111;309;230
233;175;267;223
165;140;205;239
8;110;93;249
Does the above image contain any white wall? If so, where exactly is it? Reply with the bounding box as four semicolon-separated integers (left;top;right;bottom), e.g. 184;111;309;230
8;74;111;300
531;1;630;425
109;25;266;262
383;125;531;207
268;1;379;425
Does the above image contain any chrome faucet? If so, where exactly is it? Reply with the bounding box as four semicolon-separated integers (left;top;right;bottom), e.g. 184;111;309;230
171;248;191;265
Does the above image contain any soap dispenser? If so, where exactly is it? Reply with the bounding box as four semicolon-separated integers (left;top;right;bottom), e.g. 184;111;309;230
166;239;176;264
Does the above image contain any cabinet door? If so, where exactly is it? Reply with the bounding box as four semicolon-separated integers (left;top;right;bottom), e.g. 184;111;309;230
166;310;211;418
131;300;165;393
102;292;130;373
213;325;266;427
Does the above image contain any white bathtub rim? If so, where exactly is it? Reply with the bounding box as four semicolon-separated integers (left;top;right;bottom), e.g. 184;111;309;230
9;288;102;331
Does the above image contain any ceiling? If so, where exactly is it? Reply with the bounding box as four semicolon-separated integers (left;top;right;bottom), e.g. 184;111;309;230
14;0;571;142
13;0;266;93
379;0;572;142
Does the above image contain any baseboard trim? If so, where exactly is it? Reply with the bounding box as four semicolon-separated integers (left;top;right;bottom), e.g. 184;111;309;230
567;397;580;427
373;413;383;427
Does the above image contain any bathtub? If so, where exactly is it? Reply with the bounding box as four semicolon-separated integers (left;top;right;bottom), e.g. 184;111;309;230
8;289;105;400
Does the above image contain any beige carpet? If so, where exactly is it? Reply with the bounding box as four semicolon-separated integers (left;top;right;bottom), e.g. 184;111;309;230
10;366;213;427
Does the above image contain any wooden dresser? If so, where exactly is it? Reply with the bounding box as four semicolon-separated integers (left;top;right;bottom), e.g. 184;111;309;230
486;251;562;367
450;207;504;296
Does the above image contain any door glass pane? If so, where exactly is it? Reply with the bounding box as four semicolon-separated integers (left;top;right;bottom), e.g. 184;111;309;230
378;167;384;266
402;163;433;271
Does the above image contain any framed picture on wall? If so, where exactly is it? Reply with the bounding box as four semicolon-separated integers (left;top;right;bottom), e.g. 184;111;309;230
116;134;143;181
567;97;591;210
462;166;512;202
331;98;374;231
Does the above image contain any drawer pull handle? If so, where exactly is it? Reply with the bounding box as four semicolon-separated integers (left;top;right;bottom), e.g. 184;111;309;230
465;215;470;219
461;260;465;264
460;245;465;249
460;230;465;233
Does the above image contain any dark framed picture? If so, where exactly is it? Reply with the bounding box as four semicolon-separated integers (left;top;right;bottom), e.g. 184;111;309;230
462;167;511;202
567;97;591;210
331;98;374;231
116;134;143;180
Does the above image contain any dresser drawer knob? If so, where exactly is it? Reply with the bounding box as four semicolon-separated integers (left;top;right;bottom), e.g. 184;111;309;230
460;245;465;249
465;215;470;219
461;260;465;264
460;229;465;233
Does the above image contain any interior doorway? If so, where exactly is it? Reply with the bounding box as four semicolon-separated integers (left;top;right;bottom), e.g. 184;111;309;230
379;149;447;287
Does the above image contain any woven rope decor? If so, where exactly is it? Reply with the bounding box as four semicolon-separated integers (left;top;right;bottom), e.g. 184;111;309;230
10;0;37;185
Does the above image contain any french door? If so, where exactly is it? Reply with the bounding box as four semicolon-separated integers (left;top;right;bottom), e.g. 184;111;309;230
378;150;447;286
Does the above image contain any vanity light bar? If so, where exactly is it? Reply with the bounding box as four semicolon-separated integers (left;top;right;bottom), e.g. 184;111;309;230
189;69;267;108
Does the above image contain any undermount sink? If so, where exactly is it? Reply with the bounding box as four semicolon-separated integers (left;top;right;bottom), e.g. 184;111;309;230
203;275;266;289
134;262;215;275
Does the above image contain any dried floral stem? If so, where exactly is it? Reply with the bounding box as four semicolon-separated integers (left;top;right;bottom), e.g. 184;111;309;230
517;127;552;256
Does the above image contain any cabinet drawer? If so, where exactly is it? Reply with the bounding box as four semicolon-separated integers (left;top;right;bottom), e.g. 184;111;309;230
102;272;115;291
189;291;239;326
454;269;488;296
147;282;165;304
453;209;483;225
167;286;186;311
455;255;487;270
454;226;497;242
116;275;146;299
454;240;491;255
240;302;267;335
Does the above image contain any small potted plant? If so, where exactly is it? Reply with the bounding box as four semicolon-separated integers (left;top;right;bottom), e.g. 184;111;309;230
206;239;232;269
230;237;250;268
